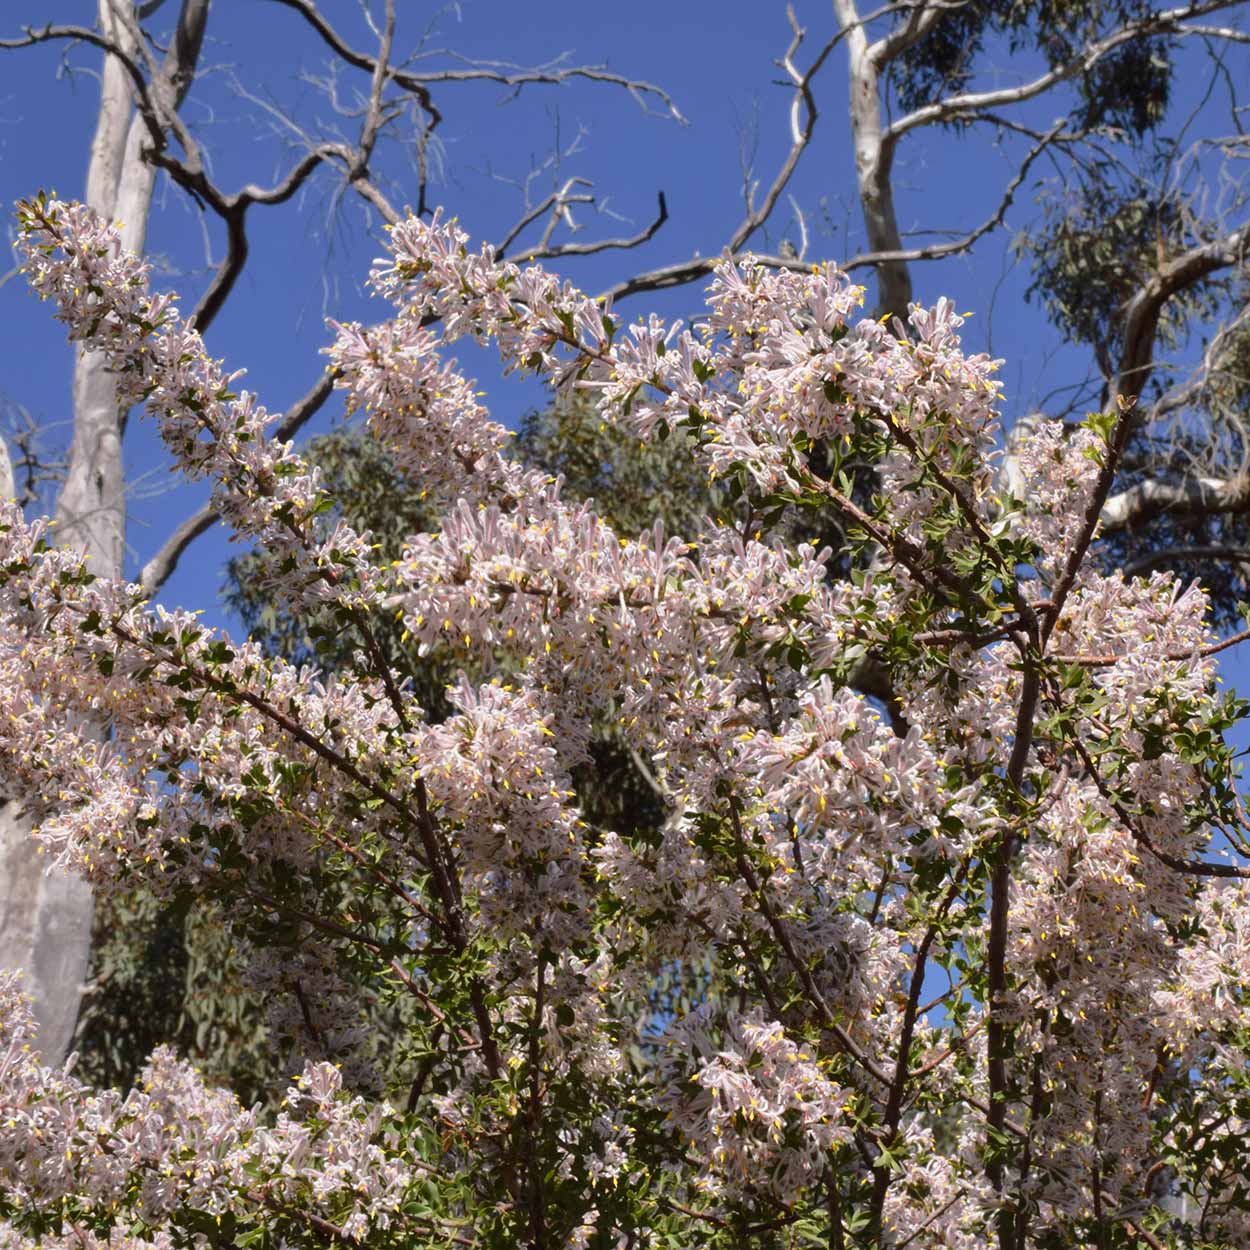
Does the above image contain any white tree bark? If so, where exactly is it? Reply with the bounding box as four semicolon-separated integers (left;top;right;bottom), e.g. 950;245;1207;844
0;432;12;503
832;0;913;324
0;0;206;1062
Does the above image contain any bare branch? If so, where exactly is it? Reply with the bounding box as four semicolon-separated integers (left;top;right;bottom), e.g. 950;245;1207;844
869;0;964;66
147;4;410;331
263;0;439;124
884;0;1246;146
3;5;208;225
843;120;1066;273
1172;21;1250;40
597;109;1055;304
0;23;160;130
267;1;686;126
1107;220;1249;406
1100;470;1250;532
400;50;687;124
510;192;668;263
355;0;396;175
187;148;334;333
1121;543;1250;577
340;163;402;225
599;12;839;303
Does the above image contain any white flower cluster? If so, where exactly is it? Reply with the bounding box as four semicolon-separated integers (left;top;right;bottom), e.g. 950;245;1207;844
1;195;1247;1248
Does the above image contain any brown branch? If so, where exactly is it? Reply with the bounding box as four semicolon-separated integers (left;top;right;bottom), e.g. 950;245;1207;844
1064;708;1250;879
1052;621;1250;667
598;11;838;303
892;1191;967;1250
524;951;550;1247
870;864;969;1234
727;798;894;1086
985;640;1041;1222
230;880;390;956
1107;220;1249;407
1124;1222;1168;1250
263;0;439;124
186;148;336;334
509;191;669;263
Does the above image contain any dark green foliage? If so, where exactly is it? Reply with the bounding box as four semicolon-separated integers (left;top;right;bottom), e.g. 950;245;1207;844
886;0;1250;642
225;421;446;700
1097;305;1250;631
890;0;1170;136
1020;169;1215;376
73;891;277;1105
513;397;715;543
72;887;190;1091
225;392;714;833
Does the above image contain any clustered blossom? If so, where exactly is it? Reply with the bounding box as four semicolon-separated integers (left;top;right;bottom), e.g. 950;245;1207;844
659;1008;854;1202
411;677;592;947
0;974;411;1244
364;213;1002;507
327;315;543;508
2;195;1249;1249
16;198;384;616
0;494;403;899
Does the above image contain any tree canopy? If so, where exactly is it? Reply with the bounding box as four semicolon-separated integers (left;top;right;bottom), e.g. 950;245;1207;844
5;188;1250;1250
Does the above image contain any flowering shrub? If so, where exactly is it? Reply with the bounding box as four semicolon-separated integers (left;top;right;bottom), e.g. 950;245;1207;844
3;192;1250;1249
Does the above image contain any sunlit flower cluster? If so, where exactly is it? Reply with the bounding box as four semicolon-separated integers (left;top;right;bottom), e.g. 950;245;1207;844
2;195;1248;1249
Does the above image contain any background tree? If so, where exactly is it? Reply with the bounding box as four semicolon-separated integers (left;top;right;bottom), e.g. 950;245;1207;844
76;400;711;1094
0;0;209;1062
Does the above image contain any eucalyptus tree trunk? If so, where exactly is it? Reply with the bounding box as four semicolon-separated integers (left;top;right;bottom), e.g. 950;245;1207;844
831;0;912;324
0;0;207;1062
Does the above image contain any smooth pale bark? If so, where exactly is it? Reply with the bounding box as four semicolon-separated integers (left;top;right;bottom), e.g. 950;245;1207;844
0;431;12;503
831;0;912;324
1101;471;1250;532
0;0;207;1062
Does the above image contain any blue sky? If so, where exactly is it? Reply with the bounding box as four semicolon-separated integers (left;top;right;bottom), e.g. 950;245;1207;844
1;0;1245;714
